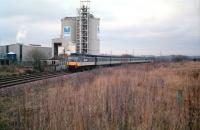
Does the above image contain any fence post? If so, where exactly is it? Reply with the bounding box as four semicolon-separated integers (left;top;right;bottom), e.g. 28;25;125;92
176;90;183;107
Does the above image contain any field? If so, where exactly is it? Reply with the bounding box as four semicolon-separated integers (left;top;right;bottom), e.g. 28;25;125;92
0;62;199;130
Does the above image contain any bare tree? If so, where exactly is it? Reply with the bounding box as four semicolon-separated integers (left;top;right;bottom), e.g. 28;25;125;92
28;49;47;71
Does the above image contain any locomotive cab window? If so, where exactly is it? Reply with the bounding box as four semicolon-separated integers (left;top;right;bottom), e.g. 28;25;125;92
68;56;79;62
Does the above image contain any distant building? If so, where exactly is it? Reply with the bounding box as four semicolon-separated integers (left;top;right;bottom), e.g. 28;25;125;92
52;0;100;57
0;43;52;63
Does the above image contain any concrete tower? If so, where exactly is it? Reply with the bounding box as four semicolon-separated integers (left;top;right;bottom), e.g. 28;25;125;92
52;0;100;57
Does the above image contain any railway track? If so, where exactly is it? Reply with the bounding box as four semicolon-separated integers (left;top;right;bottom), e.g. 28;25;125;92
0;62;152;89
0;72;70;89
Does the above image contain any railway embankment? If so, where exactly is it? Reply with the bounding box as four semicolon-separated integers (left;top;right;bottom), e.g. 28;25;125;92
0;62;199;130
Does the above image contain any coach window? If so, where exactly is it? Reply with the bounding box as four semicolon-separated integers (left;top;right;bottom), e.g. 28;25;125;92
84;58;88;62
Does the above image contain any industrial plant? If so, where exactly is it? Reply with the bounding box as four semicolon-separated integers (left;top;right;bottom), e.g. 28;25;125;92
0;43;52;65
0;0;151;71
0;0;100;66
52;0;100;57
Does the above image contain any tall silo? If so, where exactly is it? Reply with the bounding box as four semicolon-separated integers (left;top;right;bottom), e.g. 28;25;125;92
52;17;77;56
88;14;100;55
61;17;76;52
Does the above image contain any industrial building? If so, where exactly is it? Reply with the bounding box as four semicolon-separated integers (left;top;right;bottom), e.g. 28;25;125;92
52;0;100;57
0;43;52;65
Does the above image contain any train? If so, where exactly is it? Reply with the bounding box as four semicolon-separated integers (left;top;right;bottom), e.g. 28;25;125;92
66;53;152;70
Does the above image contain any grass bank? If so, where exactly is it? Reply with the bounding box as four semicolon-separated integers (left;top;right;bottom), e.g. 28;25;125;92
0;62;199;130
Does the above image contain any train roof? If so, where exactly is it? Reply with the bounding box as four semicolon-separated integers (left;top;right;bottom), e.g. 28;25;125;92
70;53;145;58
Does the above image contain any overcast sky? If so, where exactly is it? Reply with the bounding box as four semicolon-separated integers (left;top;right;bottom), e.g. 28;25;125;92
0;0;199;56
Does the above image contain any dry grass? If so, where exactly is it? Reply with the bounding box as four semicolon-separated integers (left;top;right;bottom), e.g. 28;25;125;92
0;62;199;130
0;66;32;77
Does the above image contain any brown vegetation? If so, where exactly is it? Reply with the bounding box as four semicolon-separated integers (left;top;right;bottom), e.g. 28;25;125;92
0;62;199;130
0;66;32;77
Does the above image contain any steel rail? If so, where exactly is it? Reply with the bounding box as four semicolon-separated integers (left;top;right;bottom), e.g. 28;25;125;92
0;72;69;89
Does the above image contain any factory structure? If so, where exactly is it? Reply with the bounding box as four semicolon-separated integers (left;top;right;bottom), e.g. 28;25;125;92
0;43;52;65
52;0;100;57
0;0;100;69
